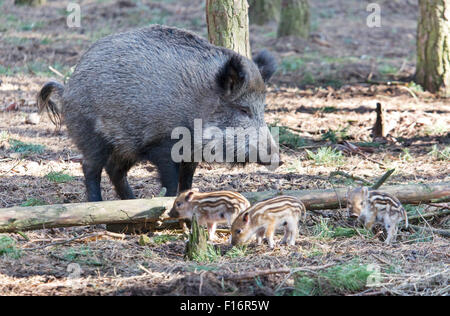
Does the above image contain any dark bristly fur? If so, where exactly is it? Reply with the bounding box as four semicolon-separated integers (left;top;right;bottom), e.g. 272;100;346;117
37;25;278;202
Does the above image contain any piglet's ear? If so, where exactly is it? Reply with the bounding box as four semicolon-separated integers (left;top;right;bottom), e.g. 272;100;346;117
253;50;277;83
362;187;369;197
185;190;195;202
242;212;250;224
217;55;249;99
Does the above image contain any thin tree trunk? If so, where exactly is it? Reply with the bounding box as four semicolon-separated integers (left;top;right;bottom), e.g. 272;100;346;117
206;0;251;59
277;0;310;38
248;0;280;25
416;0;450;97
0;182;448;233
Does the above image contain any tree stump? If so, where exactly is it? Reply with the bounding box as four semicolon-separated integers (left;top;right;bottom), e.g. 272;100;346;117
373;102;387;138
184;215;210;261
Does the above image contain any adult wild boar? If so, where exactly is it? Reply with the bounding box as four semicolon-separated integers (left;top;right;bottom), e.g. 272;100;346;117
38;25;279;202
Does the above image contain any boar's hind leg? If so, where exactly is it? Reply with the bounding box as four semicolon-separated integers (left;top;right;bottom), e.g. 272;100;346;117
105;155;135;200
82;158;107;202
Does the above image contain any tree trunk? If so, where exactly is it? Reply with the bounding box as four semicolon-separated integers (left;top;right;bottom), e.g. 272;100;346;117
277;0;310;38
416;0;450;97
206;0;251;59
248;0;280;25
14;0;46;5
0;182;448;233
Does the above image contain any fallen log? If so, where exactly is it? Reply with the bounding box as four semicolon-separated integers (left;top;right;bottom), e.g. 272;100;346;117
0;182;448;233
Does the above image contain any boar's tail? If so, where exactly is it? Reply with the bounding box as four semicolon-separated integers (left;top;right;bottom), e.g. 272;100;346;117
37;81;64;128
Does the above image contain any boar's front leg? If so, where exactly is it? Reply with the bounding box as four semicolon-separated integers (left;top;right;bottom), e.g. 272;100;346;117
147;143;180;196
105;154;135;200
178;162;198;192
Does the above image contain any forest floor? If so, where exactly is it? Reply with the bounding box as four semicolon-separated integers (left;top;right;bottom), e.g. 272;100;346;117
0;0;449;295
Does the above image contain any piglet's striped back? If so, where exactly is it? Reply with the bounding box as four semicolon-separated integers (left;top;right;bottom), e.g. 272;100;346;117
192;191;250;214
369;191;408;227
247;196;306;219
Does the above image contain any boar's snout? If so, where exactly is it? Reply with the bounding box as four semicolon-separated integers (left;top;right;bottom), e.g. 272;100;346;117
255;125;282;170
168;208;179;218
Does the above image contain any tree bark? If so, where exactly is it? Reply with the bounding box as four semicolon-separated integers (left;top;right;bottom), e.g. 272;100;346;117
416;0;450;97
248;0;280;25
0;182;448;233
206;0;251;59
277;0;310;38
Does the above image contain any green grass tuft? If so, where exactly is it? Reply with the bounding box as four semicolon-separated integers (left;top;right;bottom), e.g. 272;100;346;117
271;124;307;149
321;261;371;292
9;139;45;155
45;171;74;183
224;245;248;259
151;234;180;244
312;218;334;239
63;246;102;266
189;244;221;263
20;198;46;207
0;236;21;259
306;147;344;166
291;261;372;296
321;126;349;143
428;145;450;161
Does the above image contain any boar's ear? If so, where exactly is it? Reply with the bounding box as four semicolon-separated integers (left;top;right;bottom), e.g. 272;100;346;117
217;55;249;98
253;50;277;83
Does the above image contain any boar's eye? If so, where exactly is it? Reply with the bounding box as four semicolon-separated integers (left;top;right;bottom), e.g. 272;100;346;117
239;107;251;116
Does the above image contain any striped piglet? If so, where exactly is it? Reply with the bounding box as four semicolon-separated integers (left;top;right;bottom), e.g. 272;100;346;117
347;187;408;244
168;189;250;240
231;196;306;248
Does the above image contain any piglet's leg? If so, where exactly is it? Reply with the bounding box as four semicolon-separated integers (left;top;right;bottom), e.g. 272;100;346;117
266;223;276;248
256;228;265;245
207;222;217;241
385;224;397;245
288;222;298;246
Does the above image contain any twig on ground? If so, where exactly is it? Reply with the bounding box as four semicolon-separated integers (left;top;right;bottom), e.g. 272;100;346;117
48;65;65;79
371;169;395;190
407;209;450;223
407;225;450;238
330;171;372;186
22;231;125;251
